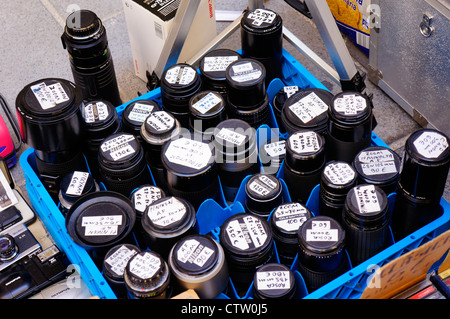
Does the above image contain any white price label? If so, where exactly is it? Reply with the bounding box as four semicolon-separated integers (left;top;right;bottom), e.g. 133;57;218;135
216;128;246;146
147;197;186;227
128;103;155;122
100;134;135;152
84;102;109;123
264;140;286;157
289;131;321;154
288;92;329;124
413;131;449;159
176;239;214;268
82;215;123;237
31;82;70;110
65;171;89;196
354;185;381;214
132;186;163;213
324;162;355;185
283;86;299;98
203;56;239;72
256;271;291;291
129;252;162;280
274;203;309;232
334;94;367;115
164;138;212;170
231;62;262;82
247;9;277;26
146;111;175;132
165;66;196;85
105;245;139;276
192;92;222;114
226;215;268;250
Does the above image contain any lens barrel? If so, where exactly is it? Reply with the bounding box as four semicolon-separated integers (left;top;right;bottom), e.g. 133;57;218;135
252;263;297;299
189;91;227;139
61;10;122;106
244;173;284;218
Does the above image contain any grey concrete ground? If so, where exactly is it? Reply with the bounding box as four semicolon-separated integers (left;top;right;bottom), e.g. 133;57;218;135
1;0;448;203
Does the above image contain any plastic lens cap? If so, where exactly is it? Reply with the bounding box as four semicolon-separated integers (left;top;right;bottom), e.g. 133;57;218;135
253;263;296;299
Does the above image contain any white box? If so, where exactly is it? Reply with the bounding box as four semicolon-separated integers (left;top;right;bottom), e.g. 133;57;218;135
123;0;217;82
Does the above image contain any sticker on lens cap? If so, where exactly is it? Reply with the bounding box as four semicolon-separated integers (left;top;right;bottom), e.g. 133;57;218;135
132;186;164;214
105;245;139;276
84;102;109;123
66;171;89;196
165;65;196;85
192;92;222;114
288;92;329;124
256;271;291;291
176;239;214;268
203;56;239;72
31;82;70;110
129;252;162;280
164;138;212;170
324;162;355;185
413;131;449;159
147;197;186;227
289;131;321;154
226;215;268;250
264;140;286;158
231;62;262;82
82;215;123;236
354;185;381;214
358;149;398;176
274;203;309;232
128;103;155;123
306;220;339;242
216;128;246;146
247;9;277;26
334;94;367;115
146;111;175;132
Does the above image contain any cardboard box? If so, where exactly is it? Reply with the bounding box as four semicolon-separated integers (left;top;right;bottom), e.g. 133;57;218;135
123;0;217;82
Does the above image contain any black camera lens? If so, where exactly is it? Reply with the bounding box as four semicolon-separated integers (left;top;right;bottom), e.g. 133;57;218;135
0;235;17;261
189;91;226;138
121;100;161;141
281;88;332;136
124;250;171;299
141;196;198;259
272;86;299;133
326;91;374;163
58;171;99;217
97;132;152;197
219;213;274;293
319;161;358;223
160;63;202;128
342;184;391;266
61;10;122;106
392;129;450;240
81;99;121;177
241;8;283;84
168;234;229;299
244;173;283;218
65;191;136;264
260;138;286;176
213;119;259;202
102;243;141;299
296;216;348;292
16;78;87;199
270;202;312;265
284;131;326;203
253;263;296;299
161;134;219;209
199;49;242;97
353;146;401;196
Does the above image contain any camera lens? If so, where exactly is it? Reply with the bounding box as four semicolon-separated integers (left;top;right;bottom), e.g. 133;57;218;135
212;119;259;202
353;146;401;196
0;235;17;261
319;161;358;223
270;202;312;265
58;171;99;217
241;8;283;84
16;78;87;199
260;138;286;175
253;263;296;299
141;196;198;259
283;131;326;203
199;49;242;98
281;88;332;136
244;173;283;218
272;86;299;132
296;216;348;292
121;100;161;141
61;10;122;106
326;91;374;163
168;234;229;299
81;99;121;177
97;132;152;197
219;213;274;293
102;243;141;299
124;250;171;299
161;134;219;210
189;91;226;138
392;129;450;240
342;184;391;266
160;63;202;128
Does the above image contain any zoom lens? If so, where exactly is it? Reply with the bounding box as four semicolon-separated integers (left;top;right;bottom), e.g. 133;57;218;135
61;10;122;106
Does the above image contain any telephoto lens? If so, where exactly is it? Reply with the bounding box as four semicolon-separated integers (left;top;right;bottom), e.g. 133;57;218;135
65;191;136;266
102;243;140;299
219;213;275;294
168;234;229;299
272;86;300;133
281;88;333;136
252;263;297;299
392;129;450;240
296;216;348;292
259;137;286;176
141;196;198;259
212;119;259;202
270;202;312;265
81;99;121;178
139;110;181;190
123;250;171;299
353;146;401;196
319;161;358;223
240;8;283;84
342;184;391;266
129;185;166;248
225;58;271;128
244;173;284;218
61;10;122;106
188;91;227;139
16;78;87;200
199;48;242;98
326;91;374;163
97;132;152;197
58;171;100;217
160;63;202;128
121;99;161;141
283;130;326;204
161;133;219;209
